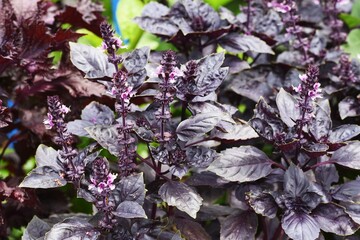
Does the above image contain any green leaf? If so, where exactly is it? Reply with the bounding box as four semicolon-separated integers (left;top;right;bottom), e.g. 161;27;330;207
116;0;144;50
343;29;360;57
340;13;360;29
204;0;233;10
351;0;360;18
76;29;103;47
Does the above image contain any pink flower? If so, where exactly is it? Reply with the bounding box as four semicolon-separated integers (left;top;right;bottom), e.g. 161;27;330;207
267;1;291;13
60;105;71;114
43;113;54;129
114;38;127;49
299;74;308;82
88;173;118;194
293;84;302;93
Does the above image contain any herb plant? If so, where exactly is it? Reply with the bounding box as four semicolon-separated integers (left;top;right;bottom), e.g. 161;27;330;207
1;0;360;239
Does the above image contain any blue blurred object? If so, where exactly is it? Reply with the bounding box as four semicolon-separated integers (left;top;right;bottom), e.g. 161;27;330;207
112;0;122;35
6;100;18;149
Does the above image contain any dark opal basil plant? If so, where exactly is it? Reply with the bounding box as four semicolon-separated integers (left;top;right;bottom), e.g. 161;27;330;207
0;0;359;239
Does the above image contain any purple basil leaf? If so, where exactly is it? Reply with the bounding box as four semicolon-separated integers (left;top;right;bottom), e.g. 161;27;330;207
284;165;310;197
68;101;115;137
186;146;217;168
223;55;250;74
312;203;359;235
328;124;360;143
281;210;320;240
174;218;211;240
219;33;274;54
330;142;360;169
45;216;100;240
23;216;51;240
276;88;301;128
178;53;228;99
34;144;62;170
338;97;360;120
302;142;329;158
207;146;273;182
315;156;339;191
220;211;258;240
112;173;145;205
176;112;222;141
341;202;360;225
19;166;66;189
123;47;150;89
332;179;360;203
81;101;114;124
230;67;274;102
69;42;116;79
186;171;230;187
276;51;304;67
67;120;94;137
246;192;278;218
159;181;203;219
134;2;178;37
85;125;120;156
211;122;259;141
113;201;147;219
309;103;332;141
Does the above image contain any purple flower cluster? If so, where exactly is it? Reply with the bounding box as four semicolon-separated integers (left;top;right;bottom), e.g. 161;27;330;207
293;65;321;134
88;157;118;230
44;96;82;182
268;0;312;63
155;50;181;142
333;54;357;84
324;0;348;47
100;22;136;177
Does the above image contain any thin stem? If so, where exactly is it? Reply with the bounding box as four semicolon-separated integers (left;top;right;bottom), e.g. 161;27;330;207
307;160;336;171
270;160;287;171
185;137;212;148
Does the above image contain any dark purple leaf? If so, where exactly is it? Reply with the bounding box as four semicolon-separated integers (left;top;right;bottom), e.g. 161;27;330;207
281;210;320;240
112;173;145;205
330;142;360;169
310;103;332;141
341;202;360;224
328;124;360;143
220;211;258;240
246;192;278;218
207;146;273;182
219;33;274;54
332;179;360;203
186;171;230;187
176;112;222;141
159;181;203;219
276;88;300;128
338;97;360;120
134;17;179;37
211;122;258;141
312;203;359;235
175;218;211;240
223;55;250;74
68;101;114;137
186;146;217;168
178;53;228;100
284;165;310;197
23;216;51;240
34;144;62;170
315;157;339;191
113;201;147;219
123;47;150;89
85;125;120;156
19;166;66;189
69;42;116;79
45;216;100;240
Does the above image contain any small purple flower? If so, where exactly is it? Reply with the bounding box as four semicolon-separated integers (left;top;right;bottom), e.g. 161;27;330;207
267;1;292;13
43;113;54;129
88;172;118;194
60;105;71;114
